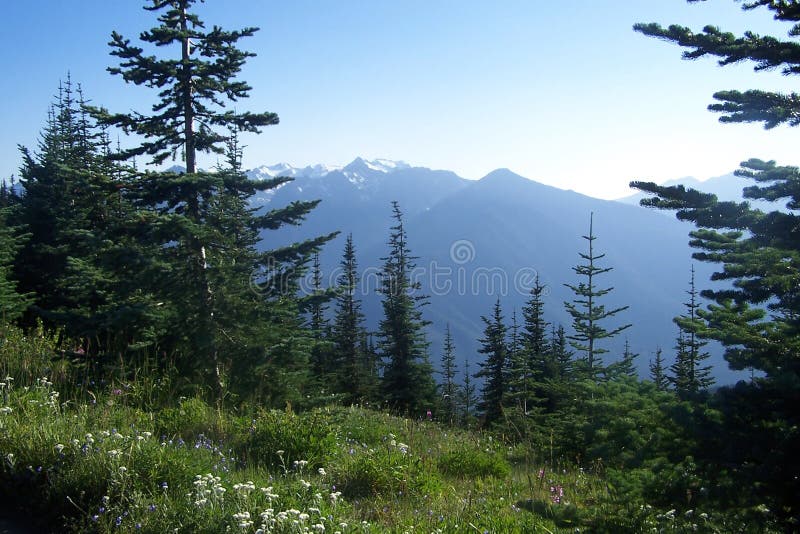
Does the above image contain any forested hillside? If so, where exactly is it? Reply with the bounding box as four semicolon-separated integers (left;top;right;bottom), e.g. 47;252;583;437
0;0;798;532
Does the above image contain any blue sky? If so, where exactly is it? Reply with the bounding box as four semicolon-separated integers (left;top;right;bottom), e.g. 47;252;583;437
1;0;798;199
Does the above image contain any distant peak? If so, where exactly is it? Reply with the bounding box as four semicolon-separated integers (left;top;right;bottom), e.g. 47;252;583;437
480;168;527;182
344;157;410;174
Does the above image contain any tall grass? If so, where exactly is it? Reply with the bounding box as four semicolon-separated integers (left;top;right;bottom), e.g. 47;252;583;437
0;327;765;532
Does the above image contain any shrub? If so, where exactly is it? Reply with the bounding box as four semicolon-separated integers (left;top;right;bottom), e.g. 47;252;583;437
155;397;214;439
438;448;510;479
334;446;441;498
242;409;336;469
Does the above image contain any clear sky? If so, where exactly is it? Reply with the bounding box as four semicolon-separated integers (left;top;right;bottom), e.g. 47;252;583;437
1;0;798;199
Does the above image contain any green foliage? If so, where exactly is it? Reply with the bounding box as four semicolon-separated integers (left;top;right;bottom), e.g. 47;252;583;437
334;445;441;498
155;397;215;439
475;298;508;427
563;213;631;376
670;266;714;397
330;234;377;405
0;207;30;324
243;409;337;469
649;347;670;391
378;201;436;414
438;323;459;425
633;2;800;526
437;447;510;479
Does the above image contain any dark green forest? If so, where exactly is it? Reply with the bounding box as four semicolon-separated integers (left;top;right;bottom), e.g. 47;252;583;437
0;0;798;531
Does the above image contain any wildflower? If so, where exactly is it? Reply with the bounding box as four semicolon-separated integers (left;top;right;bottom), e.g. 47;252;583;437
318;467;327;476
550;484;564;504
233;481;255;494
55;444;65;453
330;491;342;504
261;486;279;501
233;511;253;528
312;524;325;532
300;479;312;490
0;407;12;415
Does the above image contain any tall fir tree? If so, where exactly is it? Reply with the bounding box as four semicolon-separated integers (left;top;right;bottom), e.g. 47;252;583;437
608;339;639;380
0;207;30;324
331;234;375;404
649;348;669;392
475;298;508;427
90;0;334;398
439;323;459;425
505;309;526;412
633;2;800;523
521;276;555;413
14;78;167;359
564;213;631;379
306;251;333;384
671;266;714;396
546;323;577;418
460;358;478;428
377;201;436;414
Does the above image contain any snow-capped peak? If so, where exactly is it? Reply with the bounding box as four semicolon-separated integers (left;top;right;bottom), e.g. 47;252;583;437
343;157;409;175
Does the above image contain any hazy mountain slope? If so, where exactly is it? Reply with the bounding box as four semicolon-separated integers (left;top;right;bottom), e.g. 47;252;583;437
250;160;744;384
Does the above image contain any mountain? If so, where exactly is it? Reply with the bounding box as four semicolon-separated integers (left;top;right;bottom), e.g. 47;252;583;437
252;158;744;384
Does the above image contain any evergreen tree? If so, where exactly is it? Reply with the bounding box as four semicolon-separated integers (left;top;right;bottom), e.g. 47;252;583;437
505;309;524;407
549;324;573;381
649;347;669;391
633;2;800;523
475;298;508;427
671;266;714;396
90;0;334;398
564;213;631;378
15;78;102;323
460;358;478;428
377;201;436;414
439;323;459;425
608;339;638;380
14;78;166;359
331;234;375;404
0;207;30;324
306;251;333;384
521;277;555;412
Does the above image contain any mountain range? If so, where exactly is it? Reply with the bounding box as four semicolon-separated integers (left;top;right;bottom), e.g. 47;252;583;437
247;157;756;385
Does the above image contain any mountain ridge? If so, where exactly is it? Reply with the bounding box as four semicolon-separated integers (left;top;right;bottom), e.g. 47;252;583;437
240;157;747;384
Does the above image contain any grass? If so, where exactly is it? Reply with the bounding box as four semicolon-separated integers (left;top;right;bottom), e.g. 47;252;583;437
0;328;760;532
0;375;611;533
